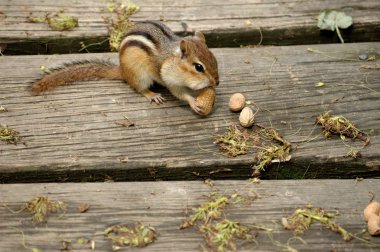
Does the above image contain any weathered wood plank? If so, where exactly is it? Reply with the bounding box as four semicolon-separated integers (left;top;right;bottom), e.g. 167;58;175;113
0;0;380;54
0;180;379;251
0;43;380;182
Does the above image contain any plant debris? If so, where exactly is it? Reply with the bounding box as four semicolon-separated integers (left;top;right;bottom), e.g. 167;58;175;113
20;196;66;223
78;203;90;213
213;125;255;157
360;63;380;70
317;10;353;43
12;228;42;252
0;105;7;112
282;207;353;241
105;1;140;51
61;238;96;250
181;193;257;251
368;55;376;61
101;223;156;250
28;12;78;31
199;220;256;252
214;125;291;177
316;111;370;145
114;116;135;127
0;125;21;144
61;240;72;251
315;82;325;87
204;179;215;188
248;177;261;184
181;195;229;228
252;128;291;177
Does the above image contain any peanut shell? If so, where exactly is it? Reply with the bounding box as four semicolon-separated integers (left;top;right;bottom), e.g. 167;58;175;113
364;201;380;221
367;214;380;236
195;87;216;116
239;107;254;127
364;201;380;236
229;93;245;112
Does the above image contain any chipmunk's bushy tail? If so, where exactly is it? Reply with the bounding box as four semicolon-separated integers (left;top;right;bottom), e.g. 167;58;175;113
32;60;122;94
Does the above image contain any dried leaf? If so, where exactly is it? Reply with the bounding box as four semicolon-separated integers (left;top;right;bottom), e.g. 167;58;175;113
317;10;353;31
78;203;90;213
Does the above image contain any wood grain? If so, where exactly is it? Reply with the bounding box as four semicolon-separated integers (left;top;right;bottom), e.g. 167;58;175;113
0;0;379;54
0;179;379;251
0;43;379;182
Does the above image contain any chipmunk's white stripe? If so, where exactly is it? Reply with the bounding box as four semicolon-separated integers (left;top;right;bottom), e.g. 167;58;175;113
119;35;157;52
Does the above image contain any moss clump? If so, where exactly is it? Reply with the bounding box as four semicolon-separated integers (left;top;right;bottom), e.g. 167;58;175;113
21;196;66;223
316;111;370;145
214;125;291;177
102;223;156;250
200;220;256;252
28;13;78;31
105;1;140;51
181;196;229;228
0;125;21;144
181;193;257;251
283;207;353;241
252;128;291;177
47;16;78;31
214;125;255;157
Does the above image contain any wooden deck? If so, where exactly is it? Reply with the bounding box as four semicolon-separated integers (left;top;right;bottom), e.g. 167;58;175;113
1;43;379;182
1;0;380;251
1;180;379;251
0;0;379;54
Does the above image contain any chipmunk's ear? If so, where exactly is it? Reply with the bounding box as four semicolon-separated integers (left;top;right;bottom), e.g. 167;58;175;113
195;31;205;42
180;39;188;57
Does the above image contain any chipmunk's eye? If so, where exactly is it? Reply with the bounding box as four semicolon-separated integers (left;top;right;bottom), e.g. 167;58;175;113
194;63;204;73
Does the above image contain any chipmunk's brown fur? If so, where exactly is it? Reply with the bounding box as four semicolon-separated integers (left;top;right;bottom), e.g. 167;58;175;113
32;60;121;94
32;21;219;114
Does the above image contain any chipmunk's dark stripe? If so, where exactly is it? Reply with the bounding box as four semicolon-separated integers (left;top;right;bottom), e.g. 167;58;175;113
125;31;158;46
139;21;175;40
49;59;116;72
122;40;153;55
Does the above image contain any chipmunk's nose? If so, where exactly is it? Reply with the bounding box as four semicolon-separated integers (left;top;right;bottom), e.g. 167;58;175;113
215;79;219;86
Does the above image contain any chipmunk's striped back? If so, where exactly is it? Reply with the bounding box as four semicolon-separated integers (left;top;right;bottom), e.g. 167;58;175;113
119;21;180;63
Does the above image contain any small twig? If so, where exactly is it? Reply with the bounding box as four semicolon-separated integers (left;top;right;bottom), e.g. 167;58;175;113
197;142;219;155
337;83;379;94
369;191;375;203
307;48;358;62
79;38;110;52
335;24;344;43
256;26;263;46
11;227;41;252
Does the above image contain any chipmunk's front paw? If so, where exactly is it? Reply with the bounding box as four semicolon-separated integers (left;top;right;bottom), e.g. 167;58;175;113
142;90;166;104
150;93;166;104
189;99;204;115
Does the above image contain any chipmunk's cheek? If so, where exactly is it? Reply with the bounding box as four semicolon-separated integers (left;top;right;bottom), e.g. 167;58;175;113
189;80;209;90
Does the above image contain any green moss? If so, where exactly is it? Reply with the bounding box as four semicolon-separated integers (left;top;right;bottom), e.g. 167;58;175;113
200;220;256;252
252;128;291;177
316;111;369;144
181;193;257;251
283;207;353;241
105;1;140;51
47;16;78;31
28;13;78;31
102;223;156;249
214;125;252;157
0;125;20;144
21;196;66;223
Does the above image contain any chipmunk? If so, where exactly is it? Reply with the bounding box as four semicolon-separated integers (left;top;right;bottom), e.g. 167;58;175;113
32;21;219;114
